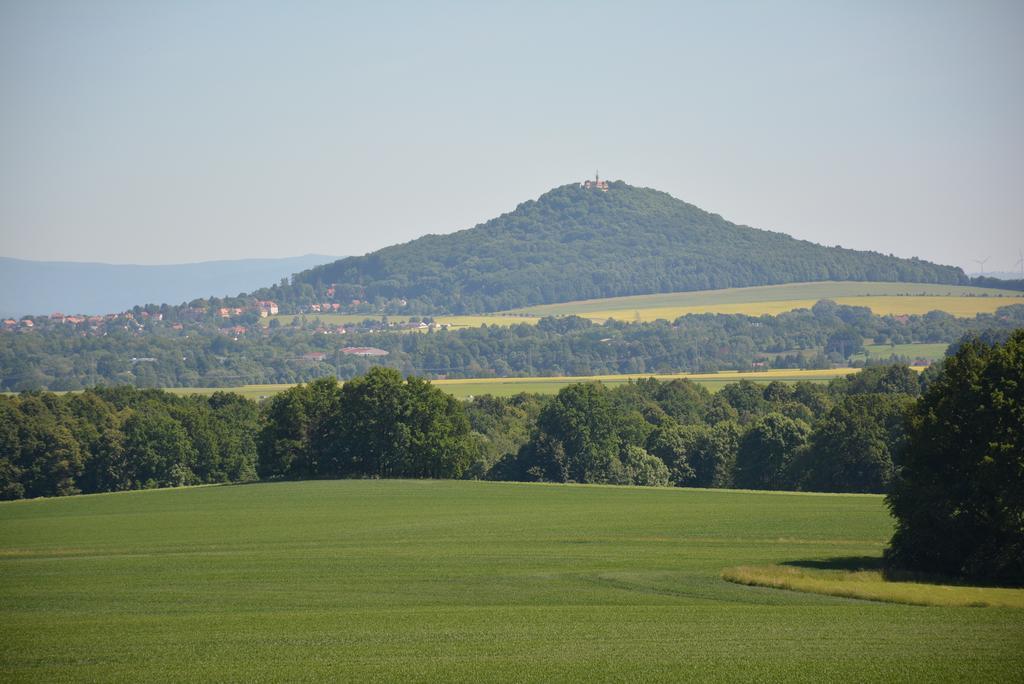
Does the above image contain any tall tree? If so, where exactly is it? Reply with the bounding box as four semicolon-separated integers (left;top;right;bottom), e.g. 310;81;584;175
800;395;912;493
734;413;810;490
885;330;1024;583
527;383;623;484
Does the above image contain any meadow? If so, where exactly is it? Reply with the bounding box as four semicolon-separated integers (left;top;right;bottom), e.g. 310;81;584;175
860;342;949;363
503;281;1024;321
1;480;1021;681
165;368;862;401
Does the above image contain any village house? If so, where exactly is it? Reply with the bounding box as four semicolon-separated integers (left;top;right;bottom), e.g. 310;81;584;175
302;351;328;362
257;300;279;316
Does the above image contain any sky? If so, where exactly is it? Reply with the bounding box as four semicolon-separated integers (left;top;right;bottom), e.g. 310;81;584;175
1;0;1022;273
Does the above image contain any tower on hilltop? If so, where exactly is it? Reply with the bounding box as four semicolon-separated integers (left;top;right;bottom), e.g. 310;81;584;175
582;171;609;192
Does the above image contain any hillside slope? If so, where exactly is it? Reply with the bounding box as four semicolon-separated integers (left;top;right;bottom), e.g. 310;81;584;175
290;182;966;313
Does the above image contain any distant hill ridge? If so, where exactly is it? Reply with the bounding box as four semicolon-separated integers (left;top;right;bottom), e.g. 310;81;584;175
0;254;340;318
281;181;967;313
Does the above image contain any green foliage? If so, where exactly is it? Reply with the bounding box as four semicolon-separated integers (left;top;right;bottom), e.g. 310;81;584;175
734;414;811;490
5;301;1022;391
286;183;966;313
2;356;1010;501
886;330;1024;584
620;445;670;487
831;364;921;396
525;383;624;484
462;393;547;479
717;380;768;423
645;422;699;485
825;326;865;359
799;395;913;493
257;368;475;480
0;387;259;500
689;421;742;488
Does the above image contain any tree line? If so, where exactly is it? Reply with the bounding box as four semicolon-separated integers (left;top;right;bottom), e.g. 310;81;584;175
3;299;1023;392
0;388;257;499
0;361;935;499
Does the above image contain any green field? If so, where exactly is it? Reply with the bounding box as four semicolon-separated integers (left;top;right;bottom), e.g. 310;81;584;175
2;480;1021;681
165;368;862;401
503;281;1024;321
860;342;949;363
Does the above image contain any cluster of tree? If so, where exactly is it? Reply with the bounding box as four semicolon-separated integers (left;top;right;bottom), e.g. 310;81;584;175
4;299;1023;391
278;183;967;313
257;368;475;480
0;387;258;500
969;275;1024;292
479;366;919;493
885;329;1023;584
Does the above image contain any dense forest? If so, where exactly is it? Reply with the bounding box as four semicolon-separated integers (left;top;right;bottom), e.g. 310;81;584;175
273;182;969;313
3;301;1022;391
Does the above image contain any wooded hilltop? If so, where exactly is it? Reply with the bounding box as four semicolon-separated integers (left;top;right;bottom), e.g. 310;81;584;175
272;182;969;313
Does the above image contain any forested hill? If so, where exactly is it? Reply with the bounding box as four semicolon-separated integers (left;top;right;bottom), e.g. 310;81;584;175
283;181;967;313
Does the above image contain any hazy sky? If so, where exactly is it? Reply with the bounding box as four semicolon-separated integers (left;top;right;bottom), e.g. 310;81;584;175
1;1;1022;272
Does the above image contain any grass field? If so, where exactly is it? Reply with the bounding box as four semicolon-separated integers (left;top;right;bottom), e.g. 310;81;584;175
2;480;1021;681
503;281;1024;321
860;342;949;362
165;368;863;401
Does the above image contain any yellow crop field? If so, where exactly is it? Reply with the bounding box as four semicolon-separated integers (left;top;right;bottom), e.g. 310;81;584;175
165;368;871;401
505;282;1024;321
575;295;1024;322
263;283;1022;329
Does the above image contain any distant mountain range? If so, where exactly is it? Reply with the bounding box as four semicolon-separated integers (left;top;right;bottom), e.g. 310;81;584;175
280;181;967;313
0;255;339;318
